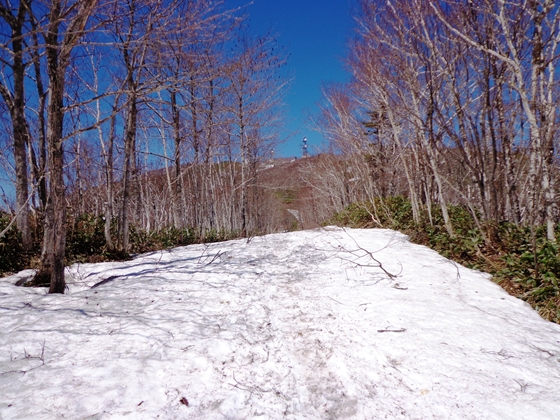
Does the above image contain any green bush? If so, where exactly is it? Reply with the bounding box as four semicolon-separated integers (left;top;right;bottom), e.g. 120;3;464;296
157;226;197;248
202;228;238;244
66;213;106;262
329;196;415;230
0;213;25;275
65;216;238;258
2;209;243;278
129;225;202;253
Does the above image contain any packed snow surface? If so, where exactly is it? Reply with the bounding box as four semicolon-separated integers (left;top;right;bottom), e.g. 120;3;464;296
1;227;560;419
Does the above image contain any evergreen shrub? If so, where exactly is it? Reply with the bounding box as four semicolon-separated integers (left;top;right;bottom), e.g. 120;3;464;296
0;213;24;275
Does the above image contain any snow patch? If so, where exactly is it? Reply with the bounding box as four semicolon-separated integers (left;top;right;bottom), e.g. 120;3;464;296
1;227;560;419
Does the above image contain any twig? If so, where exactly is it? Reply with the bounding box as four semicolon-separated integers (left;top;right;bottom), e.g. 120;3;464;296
480;348;514;359
2;340;46;376
528;344;555;357
340;228;400;279
231;371;273;395
328;296;345;305
197;244;210;264
447;258;461;282
377;328;406;333
206;250;224;265
514;379;529;393
197;245;224;264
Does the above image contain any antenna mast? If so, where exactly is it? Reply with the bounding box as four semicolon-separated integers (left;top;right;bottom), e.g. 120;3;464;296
302;137;309;158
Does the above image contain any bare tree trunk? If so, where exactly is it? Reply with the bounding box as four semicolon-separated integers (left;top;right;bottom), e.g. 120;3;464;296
239;107;248;236
415;90;454;236
121;97;138;252
170;90;183;228
41;16;68;293
35;0;99;293
30;22;49;211
101;106;117;250
0;3;32;250
495;71;522;223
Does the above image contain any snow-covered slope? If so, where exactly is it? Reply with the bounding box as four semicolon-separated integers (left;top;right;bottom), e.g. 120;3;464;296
1;227;559;419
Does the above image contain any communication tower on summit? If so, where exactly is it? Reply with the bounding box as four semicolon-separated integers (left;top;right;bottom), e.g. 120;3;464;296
302;137;309;158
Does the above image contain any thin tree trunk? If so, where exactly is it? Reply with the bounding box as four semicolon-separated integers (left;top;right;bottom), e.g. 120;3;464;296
30;25;48;211
103;110;116;250
0;4;32;250
121;98;138;252
171;89;183;227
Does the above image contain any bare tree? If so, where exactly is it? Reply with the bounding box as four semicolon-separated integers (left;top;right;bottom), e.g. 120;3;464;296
320;0;559;241
227;31;287;235
33;0;99;293
0;1;33;250
431;0;560;239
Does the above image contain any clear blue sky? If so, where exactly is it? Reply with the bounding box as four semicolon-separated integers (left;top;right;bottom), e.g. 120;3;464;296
228;0;355;157
0;1;354;208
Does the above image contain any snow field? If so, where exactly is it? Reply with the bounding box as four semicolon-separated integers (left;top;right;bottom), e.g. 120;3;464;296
1;227;560;419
